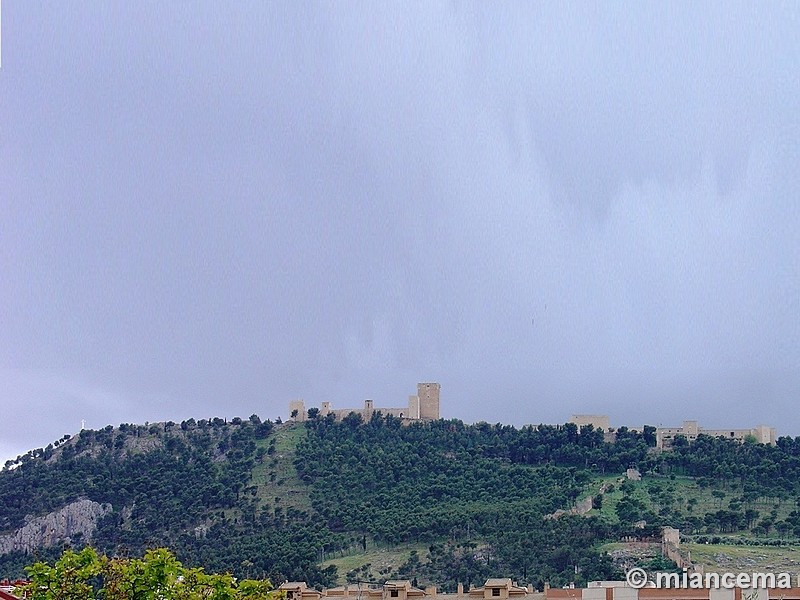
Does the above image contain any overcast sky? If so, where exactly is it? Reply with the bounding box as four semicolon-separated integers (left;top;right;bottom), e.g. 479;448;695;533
1;2;798;464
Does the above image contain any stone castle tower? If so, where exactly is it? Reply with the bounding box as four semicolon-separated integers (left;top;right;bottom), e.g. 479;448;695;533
289;399;306;422
417;382;440;420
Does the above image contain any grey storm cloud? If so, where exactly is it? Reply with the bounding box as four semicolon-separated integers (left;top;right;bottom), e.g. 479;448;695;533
1;2;798;462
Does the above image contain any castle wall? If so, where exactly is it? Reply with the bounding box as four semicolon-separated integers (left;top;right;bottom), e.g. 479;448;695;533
570;415;610;431
408;395;420;419
656;421;777;449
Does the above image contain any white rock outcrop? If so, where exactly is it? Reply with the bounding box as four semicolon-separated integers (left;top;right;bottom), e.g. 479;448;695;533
0;499;112;554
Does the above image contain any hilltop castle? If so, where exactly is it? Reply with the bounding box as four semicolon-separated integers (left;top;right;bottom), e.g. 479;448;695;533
568;415;777;449
289;382;440;422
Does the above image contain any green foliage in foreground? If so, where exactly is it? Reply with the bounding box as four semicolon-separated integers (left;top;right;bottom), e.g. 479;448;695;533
21;547;277;600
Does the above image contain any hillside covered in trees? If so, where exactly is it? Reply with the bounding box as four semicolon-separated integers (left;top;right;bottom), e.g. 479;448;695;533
3;413;800;589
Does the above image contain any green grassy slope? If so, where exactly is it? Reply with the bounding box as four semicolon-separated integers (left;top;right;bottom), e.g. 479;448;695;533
250;424;312;512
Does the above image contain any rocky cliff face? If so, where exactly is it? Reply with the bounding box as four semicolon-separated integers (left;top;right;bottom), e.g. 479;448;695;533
0;499;112;554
